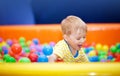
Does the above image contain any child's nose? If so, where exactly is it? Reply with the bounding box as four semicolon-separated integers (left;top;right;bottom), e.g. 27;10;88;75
79;38;86;44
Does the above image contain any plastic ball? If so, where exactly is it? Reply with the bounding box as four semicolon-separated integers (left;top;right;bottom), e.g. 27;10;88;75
116;43;120;49
19;57;31;63
85;47;94;54
90;42;96;47
107;51;113;56
106;60;111;62
3;54;10;60
0;37;3;43
26;40;32;46
107;55;113;60
11;43;22;54
84;48;90;54
49;42;55;47
30;49;36;53
110;46;117;53
37;55;48;62
43;43;48;46
2;46;9;54
6;39;13;46
0;47;2;53
82;42;90;48
20;42;26;48
98;51;107;56
102;45;109;51
42;45;53;56
33;38;39;45
114;53;120;58
89;56;99;62
12;39;18;44
98;55;107;61
88;50;96;57
28;53;38;62
111;58;115;62
117;49;120;53
36;45;42;52
23;47;30;53
19;37;26;43
0;59;3;63
96;43;102;51
5;56;16;63
100;59;106;62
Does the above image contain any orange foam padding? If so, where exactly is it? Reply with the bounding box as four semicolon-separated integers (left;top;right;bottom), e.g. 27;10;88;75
0;24;62;44
86;23;120;46
0;23;120;46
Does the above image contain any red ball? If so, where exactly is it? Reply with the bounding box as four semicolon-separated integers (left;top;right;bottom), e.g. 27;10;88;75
106;60;111;62
28;53;38;62
11;43;22;54
56;58;64;62
82;42;90;48
91;42;96;47
94;50;98;56
30;49;36;53
9;50;14;57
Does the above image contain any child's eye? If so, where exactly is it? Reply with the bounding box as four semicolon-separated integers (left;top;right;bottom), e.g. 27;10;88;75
83;37;86;39
76;38;81;40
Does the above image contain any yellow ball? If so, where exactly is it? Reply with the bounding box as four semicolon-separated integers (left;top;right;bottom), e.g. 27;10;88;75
88;50;96;57
96;43;102;51
102;45;109;51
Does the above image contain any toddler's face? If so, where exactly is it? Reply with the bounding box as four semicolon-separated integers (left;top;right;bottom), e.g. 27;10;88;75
67;29;86;51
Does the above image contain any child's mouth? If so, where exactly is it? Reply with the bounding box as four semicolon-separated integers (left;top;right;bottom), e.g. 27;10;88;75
78;45;82;48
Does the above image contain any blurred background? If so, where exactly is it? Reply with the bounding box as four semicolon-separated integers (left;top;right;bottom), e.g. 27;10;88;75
0;0;120;25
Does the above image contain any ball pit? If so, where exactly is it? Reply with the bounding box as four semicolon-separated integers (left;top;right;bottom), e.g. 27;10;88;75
0;24;120;76
0;37;119;63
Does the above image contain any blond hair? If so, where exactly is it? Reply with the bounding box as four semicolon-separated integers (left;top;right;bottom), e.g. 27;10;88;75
61;15;87;36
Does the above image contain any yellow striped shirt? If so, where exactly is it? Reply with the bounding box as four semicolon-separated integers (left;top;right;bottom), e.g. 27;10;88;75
53;40;89;63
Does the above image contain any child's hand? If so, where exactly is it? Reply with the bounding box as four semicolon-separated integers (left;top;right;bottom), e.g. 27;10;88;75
56;58;64;62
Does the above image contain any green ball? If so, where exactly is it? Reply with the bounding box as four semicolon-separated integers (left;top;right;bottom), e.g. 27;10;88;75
110;46;117;53
116;43;120;49
0;59;3;63
111;58;115;62
20;42;26;48
3;54;10;60
116;49;120;53
43;43;48;47
0;47;2;52
98;55;107;61
26;41;32;46
5;57;16;63
19;37;26;43
19;57;31;63
98;51;107;56
23;47;30;53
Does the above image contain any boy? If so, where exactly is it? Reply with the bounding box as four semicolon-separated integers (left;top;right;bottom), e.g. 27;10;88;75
49;15;89;63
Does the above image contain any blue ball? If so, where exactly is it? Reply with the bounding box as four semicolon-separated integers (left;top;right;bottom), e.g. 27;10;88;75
33;38;39;45
2;46;8;54
107;55;113;60
84;47;94;54
37;55;48;62
42;45;53;56
89;56;99;62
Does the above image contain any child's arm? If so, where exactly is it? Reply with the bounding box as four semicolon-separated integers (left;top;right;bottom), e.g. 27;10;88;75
48;54;63;62
48;54;57;62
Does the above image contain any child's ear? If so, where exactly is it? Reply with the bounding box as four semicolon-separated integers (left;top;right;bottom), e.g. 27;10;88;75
63;34;69;42
63;34;67;39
